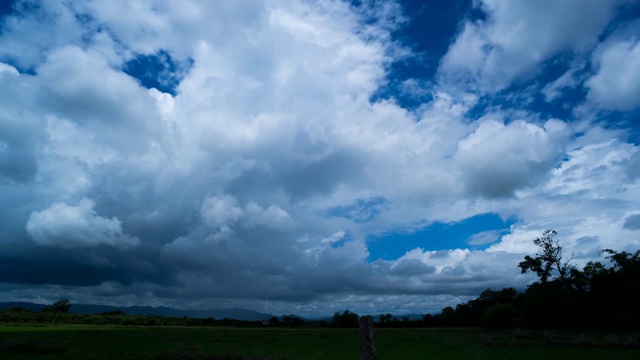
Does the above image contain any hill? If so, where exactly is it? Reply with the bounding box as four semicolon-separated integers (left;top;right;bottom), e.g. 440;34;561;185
0;302;274;321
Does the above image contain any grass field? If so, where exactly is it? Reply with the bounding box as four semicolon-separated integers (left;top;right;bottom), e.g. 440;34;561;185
1;325;639;360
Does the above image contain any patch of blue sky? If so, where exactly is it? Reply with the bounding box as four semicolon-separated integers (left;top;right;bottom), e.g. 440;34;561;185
122;50;193;96
533;57;589;118
370;0;472;110
0;1;34;75
600;108;640;145
367;212;517;261
625;114;640;145
326;196;388;224
601;2;640;41
0;0;14;19
464;56;589;123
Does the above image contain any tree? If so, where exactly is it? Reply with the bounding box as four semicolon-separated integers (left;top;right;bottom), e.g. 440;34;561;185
100;309;126;316
603;249;640;271
585;249;640;330
42;299;72;313
517;230;582;329
439;306;457;327
378;313;392;324
282;315;304;327
331;310;359;328
518;229;575;285
422;313;439;327
8;306;32;313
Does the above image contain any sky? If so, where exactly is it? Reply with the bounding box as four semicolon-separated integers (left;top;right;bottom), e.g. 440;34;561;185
0;0;639;317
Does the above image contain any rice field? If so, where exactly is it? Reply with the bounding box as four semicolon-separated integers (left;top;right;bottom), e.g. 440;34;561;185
1;325;639;360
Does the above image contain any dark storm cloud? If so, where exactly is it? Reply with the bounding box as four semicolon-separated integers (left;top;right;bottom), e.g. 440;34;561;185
0;147;37;183
0;76;42;184
623;214;640;230
278;150;365;200
628;150;640;180
0;242;177;287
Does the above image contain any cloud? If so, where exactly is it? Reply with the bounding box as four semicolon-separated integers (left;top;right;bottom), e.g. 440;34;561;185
0;63;19;76
391;248;531;293
623;212;640;230
541;62;584;102
542;138;637;198
628;150;640;180
0;140;37;184
201;195;244;228
0;63;42;184
0;1;89;70
454;119;569;198
586;29;640;110
244;202;294;229
439;0;624;92
199;194;294;234
37;46;159;140
467;230;501;246
26;198;139;248
400;248;471;275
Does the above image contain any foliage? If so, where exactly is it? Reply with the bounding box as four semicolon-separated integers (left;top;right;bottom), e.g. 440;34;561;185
331;310;359;328
518;229;575;285
479;303;518;329
41;299;72;314
100;309;126;316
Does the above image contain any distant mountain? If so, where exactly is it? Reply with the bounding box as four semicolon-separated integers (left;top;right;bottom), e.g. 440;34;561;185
0;301;47;312
0;302;275;321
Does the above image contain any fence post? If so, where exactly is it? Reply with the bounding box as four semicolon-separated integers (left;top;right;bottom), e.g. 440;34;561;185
359;315;377;360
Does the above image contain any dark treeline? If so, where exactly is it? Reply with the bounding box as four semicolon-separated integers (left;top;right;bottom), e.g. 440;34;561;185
0;307;264;327
2;230;638;331
0;301;335;328
0;306;426;328
431;230;640;331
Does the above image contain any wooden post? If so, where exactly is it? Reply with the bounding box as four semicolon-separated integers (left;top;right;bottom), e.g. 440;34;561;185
359;315;377;360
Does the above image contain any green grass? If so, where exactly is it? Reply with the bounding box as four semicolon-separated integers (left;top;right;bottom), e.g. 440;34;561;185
1;325;639;360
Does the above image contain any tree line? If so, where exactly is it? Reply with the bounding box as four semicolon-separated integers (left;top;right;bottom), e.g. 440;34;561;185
431;230;640;331
0;306;264;327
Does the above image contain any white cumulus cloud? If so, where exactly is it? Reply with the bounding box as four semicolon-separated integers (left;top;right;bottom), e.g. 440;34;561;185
586;34;640;110
439;0;624;92
26;198;139;248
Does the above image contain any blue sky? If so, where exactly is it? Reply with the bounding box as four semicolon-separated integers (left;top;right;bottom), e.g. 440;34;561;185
369;213;517;260
0;0;639;317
